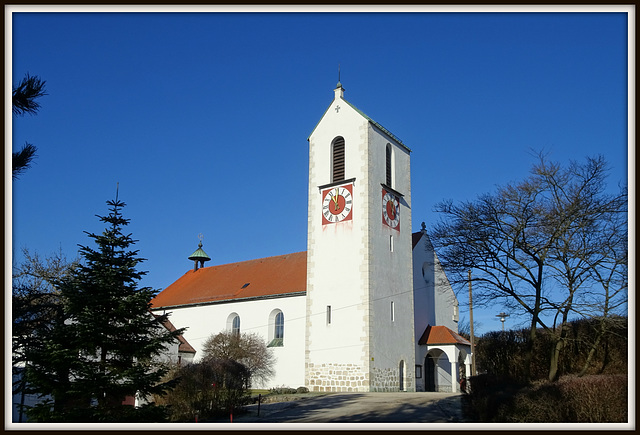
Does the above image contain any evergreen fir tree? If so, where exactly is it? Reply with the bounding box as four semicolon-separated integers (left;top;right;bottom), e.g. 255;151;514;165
23;193;182;422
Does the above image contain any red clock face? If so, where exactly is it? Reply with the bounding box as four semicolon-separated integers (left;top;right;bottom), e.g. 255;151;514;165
382;189;400;230
386;200;397;220
322;184;353;224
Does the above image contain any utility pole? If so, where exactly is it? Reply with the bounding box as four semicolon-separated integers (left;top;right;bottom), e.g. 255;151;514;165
468;270;476;376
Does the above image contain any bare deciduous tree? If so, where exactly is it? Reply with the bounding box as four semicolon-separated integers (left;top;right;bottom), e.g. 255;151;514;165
430;153;627;381
202;331;275;387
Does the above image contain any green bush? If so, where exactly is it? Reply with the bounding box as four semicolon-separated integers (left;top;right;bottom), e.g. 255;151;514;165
269;386;298;395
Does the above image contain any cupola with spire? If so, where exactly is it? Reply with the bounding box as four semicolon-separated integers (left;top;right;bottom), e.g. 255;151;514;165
188;235;211;271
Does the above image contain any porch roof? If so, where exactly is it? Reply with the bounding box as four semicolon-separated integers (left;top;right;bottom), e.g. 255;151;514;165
418;325;471;346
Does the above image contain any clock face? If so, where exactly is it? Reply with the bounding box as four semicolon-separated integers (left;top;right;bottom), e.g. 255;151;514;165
382;189;400;230
322;184;353;224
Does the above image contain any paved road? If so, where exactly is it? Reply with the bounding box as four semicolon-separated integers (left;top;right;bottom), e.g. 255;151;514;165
223;392;468;423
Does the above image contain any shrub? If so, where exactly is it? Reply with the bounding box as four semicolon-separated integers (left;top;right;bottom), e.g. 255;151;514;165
154;358;250;422
558;374;627;422
468;374;627;423
202;331;275;387
465;374;527;422
269;386;297;395
475;318;628;382
296;386;309;394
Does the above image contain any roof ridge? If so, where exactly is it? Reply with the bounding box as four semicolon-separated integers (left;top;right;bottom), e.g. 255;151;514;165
341;99;411;152
194;251;307;271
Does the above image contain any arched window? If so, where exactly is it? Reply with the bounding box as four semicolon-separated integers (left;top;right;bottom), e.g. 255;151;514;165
268;309;284;347
332;137;345;183
227;313;240;335
275;312;284;340
232;316;240;334
385;143;393;187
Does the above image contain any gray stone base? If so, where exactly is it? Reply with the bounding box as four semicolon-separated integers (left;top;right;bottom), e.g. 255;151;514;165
306;362;369;392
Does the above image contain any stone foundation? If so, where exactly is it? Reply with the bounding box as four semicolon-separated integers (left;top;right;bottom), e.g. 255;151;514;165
370;367;414;392
306;363;369;392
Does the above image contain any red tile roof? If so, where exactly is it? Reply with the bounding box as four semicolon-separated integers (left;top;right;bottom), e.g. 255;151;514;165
156;314;196;354
418;325;471;346
150;252;307;309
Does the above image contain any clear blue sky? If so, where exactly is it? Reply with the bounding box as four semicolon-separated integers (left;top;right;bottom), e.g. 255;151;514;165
9;8;630;336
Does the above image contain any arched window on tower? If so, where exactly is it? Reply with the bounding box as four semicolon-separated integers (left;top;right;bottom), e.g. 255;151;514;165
386;143;393;188
268;309;284;347
332;136;345;183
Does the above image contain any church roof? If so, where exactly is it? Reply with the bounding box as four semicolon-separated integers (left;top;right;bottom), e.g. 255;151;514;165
342;99;411;153
418;325;471;346
412;231;424;249
307;85;411;153
150;252;307;309
155;313;196;354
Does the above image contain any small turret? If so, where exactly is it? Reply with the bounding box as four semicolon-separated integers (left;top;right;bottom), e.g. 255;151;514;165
188;237;211;271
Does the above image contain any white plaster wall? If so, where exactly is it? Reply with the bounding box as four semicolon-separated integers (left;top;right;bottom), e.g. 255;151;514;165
412;233;459;335
367;125;416;391
306;88;416;391
154;294;306;389
306;91;372;377
432;251;459;331
412;233;436;337
435;353;454;392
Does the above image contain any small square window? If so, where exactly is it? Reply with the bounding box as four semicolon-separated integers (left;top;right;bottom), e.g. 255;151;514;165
327;305;332;324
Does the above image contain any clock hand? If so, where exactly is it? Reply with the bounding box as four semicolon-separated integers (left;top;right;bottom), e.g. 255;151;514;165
333;188;340;211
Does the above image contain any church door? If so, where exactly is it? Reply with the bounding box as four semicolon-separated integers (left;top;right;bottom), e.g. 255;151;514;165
425;355;436;392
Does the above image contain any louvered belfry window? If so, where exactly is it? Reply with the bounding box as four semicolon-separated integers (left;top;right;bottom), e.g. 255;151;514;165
386;144;392;187
332;137;345;183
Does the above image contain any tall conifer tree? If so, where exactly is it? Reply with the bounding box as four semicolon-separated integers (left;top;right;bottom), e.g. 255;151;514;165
23;193;182;422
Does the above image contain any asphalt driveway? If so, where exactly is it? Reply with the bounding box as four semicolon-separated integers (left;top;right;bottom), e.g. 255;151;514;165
224;392;467;423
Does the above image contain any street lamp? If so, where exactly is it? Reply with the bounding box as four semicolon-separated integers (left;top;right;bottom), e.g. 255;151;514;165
496;312;510;331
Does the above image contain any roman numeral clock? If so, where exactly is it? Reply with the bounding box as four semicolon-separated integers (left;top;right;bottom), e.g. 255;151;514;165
382;187;400;230
321;181;354;224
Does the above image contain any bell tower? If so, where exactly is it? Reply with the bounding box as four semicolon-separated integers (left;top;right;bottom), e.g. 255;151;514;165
305;82;416;392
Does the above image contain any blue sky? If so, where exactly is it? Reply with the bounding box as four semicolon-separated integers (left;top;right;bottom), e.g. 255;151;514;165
9;8;630;336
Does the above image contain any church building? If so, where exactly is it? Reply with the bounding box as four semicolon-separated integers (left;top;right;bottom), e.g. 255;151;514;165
150;82;471;393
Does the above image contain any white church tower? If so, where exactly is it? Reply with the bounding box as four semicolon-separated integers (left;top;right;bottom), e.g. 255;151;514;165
305;82;416;392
